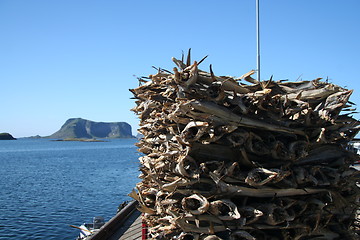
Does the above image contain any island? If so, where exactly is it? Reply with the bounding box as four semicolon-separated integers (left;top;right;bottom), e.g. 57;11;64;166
0;133;16;140
46;118;134;139
51;138;107;142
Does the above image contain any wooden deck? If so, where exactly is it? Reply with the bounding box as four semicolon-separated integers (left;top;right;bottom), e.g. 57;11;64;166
89;201;143;240
112;211;142;240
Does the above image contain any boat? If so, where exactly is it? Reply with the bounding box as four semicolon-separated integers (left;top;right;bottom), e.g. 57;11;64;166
71;216;105;240
348;139;360;164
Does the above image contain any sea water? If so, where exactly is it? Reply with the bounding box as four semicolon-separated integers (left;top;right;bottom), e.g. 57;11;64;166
0;138;140;240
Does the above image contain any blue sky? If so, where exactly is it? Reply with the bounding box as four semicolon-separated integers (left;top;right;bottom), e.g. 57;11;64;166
1;0;359;138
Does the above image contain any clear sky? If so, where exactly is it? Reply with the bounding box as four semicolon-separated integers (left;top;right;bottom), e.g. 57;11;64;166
1;0;359;138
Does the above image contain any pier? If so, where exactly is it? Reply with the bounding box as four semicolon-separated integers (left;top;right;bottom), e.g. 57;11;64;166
89;201;143;240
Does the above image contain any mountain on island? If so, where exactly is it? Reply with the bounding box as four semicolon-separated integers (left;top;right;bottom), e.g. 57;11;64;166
0;133;16;140
47;118;133;139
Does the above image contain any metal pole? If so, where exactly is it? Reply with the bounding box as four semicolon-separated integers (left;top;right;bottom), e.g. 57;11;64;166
256;0;260;82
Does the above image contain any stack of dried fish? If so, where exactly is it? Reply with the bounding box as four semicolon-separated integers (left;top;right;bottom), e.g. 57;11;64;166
129;51;360;240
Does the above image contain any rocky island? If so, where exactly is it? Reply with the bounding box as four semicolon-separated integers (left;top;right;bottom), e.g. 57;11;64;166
0;133;16;140
47;118;133;139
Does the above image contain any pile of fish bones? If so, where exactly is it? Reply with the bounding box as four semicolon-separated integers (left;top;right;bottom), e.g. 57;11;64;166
129;51;360;240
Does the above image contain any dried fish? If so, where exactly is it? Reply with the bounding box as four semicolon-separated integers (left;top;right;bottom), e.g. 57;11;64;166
129;51;360;239
202;235;223;240
208;199;241;220
229;231;256;240
182;194;209;215
245;168;290;187
175;155;200;179
238;206;264;225
178;232;200;240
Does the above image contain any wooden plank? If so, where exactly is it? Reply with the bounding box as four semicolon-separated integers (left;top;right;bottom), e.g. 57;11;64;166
108;211;142;240
89;201;139;240
119;215;142;240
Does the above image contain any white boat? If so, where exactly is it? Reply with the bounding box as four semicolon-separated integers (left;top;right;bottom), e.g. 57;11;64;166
348;140;360;164
71;216;105;240
349;141;360;154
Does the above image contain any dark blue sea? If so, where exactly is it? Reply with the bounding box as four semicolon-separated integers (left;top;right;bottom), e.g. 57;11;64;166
0;138;140;240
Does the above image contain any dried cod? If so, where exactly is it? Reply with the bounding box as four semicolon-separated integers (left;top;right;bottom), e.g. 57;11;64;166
129;51;360;239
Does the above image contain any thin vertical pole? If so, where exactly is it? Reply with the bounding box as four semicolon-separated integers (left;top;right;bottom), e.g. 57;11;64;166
256;0;260;81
